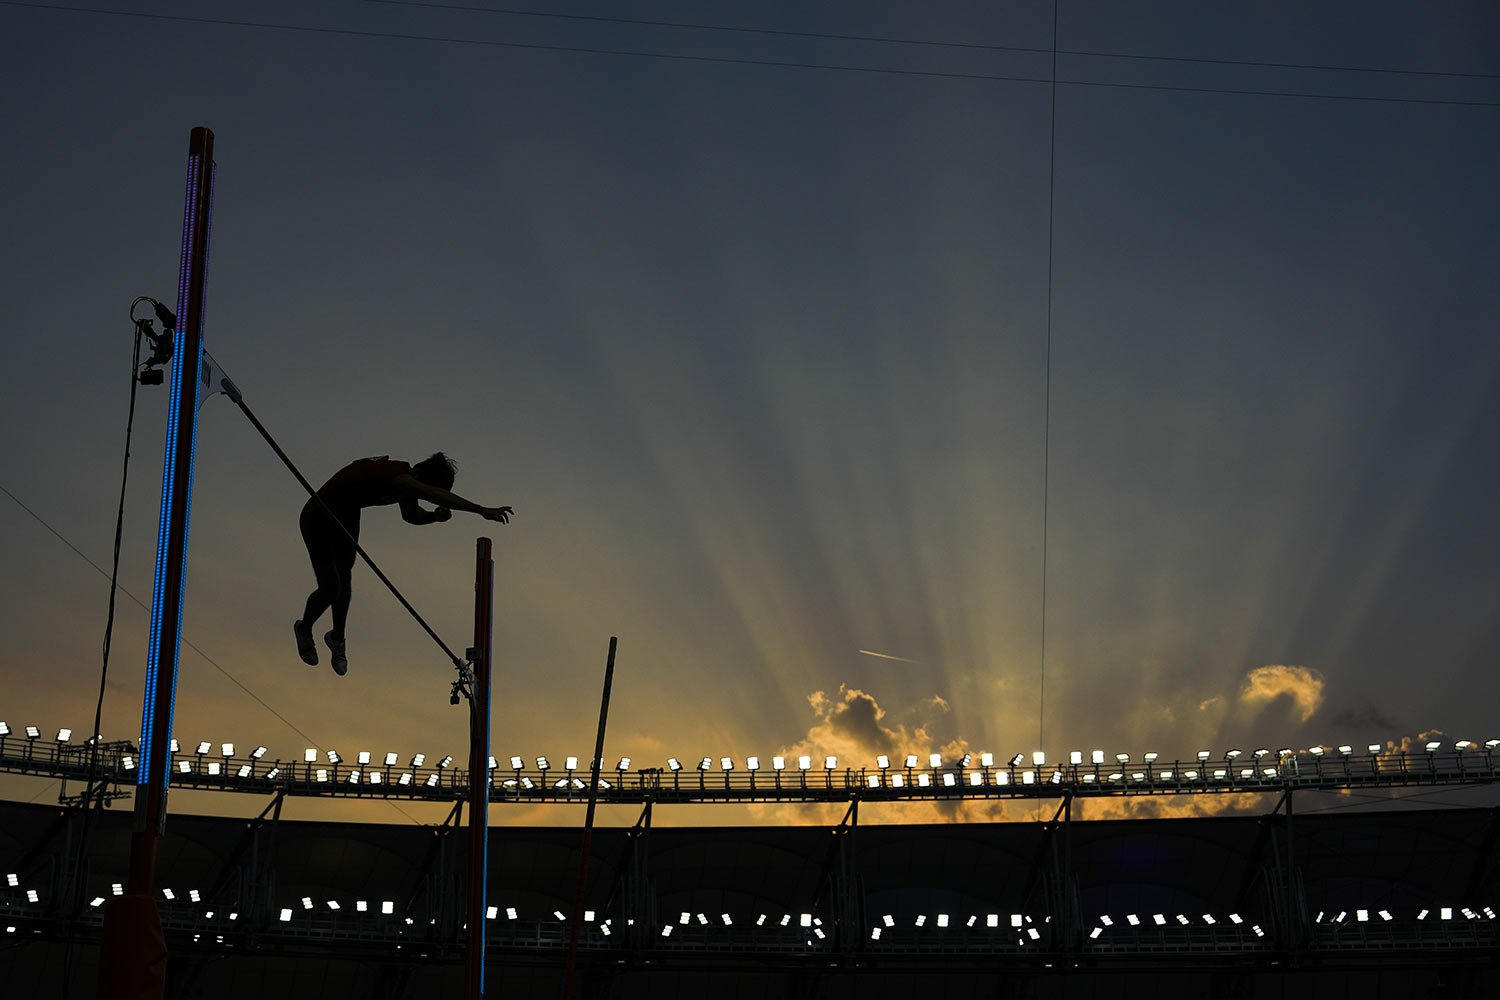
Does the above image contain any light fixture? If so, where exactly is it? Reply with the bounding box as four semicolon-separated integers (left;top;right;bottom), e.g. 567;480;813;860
1425;741;1442;753
798;755;811;771
58;729;73;743
1225;749;1241;759
1196;750;1211;761
720;757;734;771
618;756;632;771
1115;753;1129;763
1337;745;1352;755
1308;746;1324;756
667;758;681;772
904;754;918;768
252;746;268;759
566;756;580;771
1032;751;1045;766
304;748;317;763
357;751;371;765
0;723;8;737
1366;744;1381;754
411;753;426;767
1253;748;1270;759
980;752;994;767
195;741;210;755
697;757;711;772
383;752;397;766
772;756;786;771
1009;753;1024;767
824;755;837;770
1091;750;1105;765
326;750;341;764
745;756;759;771
876;755;890;769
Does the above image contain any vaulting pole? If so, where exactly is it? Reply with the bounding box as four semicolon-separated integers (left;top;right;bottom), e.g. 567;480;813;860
464;537;495;1000
99;125;215;1000
562;636;618;999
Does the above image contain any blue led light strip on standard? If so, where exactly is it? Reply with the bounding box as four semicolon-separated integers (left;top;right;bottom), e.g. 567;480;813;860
138;152;211;788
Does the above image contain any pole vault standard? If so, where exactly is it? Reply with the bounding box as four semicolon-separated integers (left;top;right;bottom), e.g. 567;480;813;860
465;538;495;1000
99;126;216;1000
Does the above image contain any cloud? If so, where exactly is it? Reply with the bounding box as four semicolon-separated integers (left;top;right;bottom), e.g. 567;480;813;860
1238;664;1324;723
1328;705;1398;731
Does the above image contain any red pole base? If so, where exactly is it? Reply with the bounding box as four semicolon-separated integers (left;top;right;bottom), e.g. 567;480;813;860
97;894;168;1000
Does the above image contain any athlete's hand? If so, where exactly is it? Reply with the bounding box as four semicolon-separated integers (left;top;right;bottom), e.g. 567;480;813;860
483;506;513;524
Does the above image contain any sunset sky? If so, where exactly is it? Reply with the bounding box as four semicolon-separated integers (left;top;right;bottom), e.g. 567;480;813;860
3;1;1498;828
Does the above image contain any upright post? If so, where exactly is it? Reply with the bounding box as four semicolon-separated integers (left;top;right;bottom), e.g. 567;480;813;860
464;537;495;1000
99;125;216;1000
562;636;618;999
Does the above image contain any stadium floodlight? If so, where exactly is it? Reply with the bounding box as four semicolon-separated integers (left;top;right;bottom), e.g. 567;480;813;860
986;913;999;928
959;754;972;768
58;729;73;743
176;761;190;774
1009;753;1024;767
304;748;317;763
169;738;180;753
942;773;956;787
221;743;235;758
1253;748;1269;759
1225;749;1241;759
194;741;209;755
1337;745;1353;755
357;751;371;765
1091;750;1105;765
425;774;439;787
980;752;994;768
252;746;268;759
721;757;734;771
382;901;395;915
1308;746;1324;756
697;757;712;772
798;755;812;771
1143;752;1158;763
1032;751;1045;766
721;914;732;925
1366;744;1381;754
236;764;250;778
487;756;498;770
1425;741;1441;753
122;755;136;770
279;908;293;922
876;755;890;769
1115;753;1129;764
904;754;918;768
929;752;943;768
1486;739;1500;750
824;755;837;770
1455;740;1474;751
436;755;452;769
618;756;633;771
745;755;759;772
914;915;926;927
0;723;8;737
383;752;397;766
566;756;580;771
937;913;950;927
326;750;341;764
772;756;786;771
667;757;682;772
411;753;426;767
1196;750;1211;761
505;755;522;770
1069;751;1083;765
1152;914;1166;926
265;767;280;780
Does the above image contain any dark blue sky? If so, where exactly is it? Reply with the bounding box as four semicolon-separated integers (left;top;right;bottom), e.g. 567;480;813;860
2;1;1497;823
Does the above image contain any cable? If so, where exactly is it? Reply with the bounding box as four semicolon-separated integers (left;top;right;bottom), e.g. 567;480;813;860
3;1;1498;109
61;301;155;998
374;0;1500;82
1037;2;1057;758
224;388;469;675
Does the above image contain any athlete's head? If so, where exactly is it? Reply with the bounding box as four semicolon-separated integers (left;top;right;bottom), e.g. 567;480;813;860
413;452;457;491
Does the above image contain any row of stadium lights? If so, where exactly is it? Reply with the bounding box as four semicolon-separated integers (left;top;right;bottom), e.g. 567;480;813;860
5;881;1494;947
6;724;1500;786
9;876;1496;935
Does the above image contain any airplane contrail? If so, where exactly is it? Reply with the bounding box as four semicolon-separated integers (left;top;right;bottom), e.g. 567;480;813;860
858;648;924;665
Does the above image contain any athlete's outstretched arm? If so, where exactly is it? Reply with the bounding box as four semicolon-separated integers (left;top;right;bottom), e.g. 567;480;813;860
395;474;512;523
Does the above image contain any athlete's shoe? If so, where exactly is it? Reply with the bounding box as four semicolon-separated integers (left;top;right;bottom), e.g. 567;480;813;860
324;630;348;676
293;620;318;665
